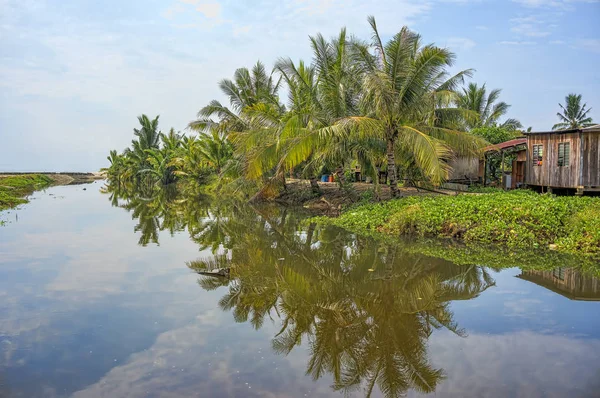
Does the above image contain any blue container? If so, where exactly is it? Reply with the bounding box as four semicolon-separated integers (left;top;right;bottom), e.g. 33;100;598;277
321;175;329;182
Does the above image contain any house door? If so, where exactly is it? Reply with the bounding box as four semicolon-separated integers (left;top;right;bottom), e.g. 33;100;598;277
512;161;525;188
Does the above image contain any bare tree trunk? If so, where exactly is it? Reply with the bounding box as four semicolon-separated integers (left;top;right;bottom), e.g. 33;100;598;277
387;135;400;198
309;177;321;195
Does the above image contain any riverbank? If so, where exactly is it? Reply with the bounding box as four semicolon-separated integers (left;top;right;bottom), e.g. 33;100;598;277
0;174;54;212
0;173;104;215
311;190;600;255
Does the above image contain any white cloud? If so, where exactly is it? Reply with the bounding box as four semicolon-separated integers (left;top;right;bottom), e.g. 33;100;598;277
196;2;221;19
500;40;537;45
445;37;477;51
513;0;599;8
510;15;551;37
475;25;488;30
549;39;565;44
511;23;551;37
574;38;600;53
293;0;336;15
429;331;600;397
163;0;223;21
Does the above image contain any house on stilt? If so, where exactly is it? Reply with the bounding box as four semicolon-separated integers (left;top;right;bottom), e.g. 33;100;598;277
523;124;600;194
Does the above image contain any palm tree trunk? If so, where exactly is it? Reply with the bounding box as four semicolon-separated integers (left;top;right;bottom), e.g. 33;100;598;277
309;177;321;195
335;166;346;186
386;135;400;198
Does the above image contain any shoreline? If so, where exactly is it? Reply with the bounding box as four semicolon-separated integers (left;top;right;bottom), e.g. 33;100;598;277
0;173;105;217
0;172;105;186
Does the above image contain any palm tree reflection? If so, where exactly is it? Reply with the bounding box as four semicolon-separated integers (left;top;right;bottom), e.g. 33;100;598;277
188;207;495;397
102;183;495;396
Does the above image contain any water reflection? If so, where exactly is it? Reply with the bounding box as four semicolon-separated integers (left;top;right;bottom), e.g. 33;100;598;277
184;206;498;396
103;181;503;396
15;182;582;397
518;267;600;301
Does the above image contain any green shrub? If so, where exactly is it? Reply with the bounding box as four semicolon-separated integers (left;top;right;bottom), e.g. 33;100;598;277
556;205;600;254
312;190;600;255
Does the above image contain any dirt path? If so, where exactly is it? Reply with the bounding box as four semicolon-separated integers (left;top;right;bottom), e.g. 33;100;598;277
276;180;457;213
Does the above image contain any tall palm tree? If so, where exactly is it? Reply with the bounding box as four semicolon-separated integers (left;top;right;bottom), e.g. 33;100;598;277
271;28;364;188
134;114;161;150
456;83;521;130
187;61;283;134
552;93;594;130
329;17;478;197
161;128;181;152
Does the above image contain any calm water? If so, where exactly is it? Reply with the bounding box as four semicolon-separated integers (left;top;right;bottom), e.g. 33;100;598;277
1;182;600;398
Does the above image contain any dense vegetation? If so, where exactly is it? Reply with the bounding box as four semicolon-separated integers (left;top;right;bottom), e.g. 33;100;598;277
0;174;53;213
99;16;597;257
312;190;600;255
103;17;532;199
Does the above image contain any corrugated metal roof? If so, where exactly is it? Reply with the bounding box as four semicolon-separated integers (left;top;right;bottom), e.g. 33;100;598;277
582;124;600;132
523;124;600;135
483;137;527;153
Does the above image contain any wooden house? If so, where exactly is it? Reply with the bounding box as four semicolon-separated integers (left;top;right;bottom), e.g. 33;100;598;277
523;125;600;193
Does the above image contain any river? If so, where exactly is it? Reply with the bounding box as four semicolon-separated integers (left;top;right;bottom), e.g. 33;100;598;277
1;181;599;397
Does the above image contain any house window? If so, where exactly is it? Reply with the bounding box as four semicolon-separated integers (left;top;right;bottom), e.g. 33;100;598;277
532;144;544;166
553;267;565;281
558;142;570;167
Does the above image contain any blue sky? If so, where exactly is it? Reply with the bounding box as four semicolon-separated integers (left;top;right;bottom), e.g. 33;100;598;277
1;0;598;171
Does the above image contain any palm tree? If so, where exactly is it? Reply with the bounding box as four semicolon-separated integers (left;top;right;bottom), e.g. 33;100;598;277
139;149;177;185
197;128;233;174
553;93;594;130
187;61;283;134
161;128;181;152
329;17;478;197
134;115;162;150
456;83;521;130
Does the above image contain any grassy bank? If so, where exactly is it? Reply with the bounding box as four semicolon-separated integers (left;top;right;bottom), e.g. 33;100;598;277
0;174;54;213
312;190;600;255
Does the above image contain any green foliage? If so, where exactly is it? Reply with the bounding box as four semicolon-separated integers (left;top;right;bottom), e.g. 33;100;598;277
470;126;522;145
0;174;53;212
555;205;600;254
313;191;600;254
467;185;503;193
105;17;524;200
103;115;232;190
456;82;522;130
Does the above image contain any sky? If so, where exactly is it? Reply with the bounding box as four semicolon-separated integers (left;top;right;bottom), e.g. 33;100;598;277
0;0;599;172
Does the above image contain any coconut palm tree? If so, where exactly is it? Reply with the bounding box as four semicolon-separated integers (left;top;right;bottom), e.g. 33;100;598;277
456;83;522;130
187;61;283;134
196;128;233;174
327;17;478;197
161;128;181;152
134;114;162;150
138;149;177;186
552;93;594;130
